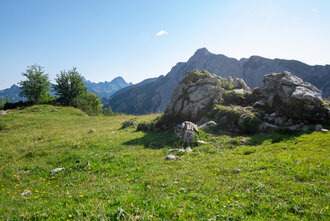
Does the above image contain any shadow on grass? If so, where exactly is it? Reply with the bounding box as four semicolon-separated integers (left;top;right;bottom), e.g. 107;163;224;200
122;126;316;149
247;130;314;146
122;129;178;149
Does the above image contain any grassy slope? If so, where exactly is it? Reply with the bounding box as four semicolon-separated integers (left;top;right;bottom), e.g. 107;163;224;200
0;105;329;220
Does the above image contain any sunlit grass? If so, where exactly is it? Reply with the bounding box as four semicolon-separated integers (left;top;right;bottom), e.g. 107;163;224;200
0;105;329;220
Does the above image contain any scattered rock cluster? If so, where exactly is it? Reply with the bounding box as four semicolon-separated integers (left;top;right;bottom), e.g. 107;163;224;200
154;70;329;140
122;120;136;129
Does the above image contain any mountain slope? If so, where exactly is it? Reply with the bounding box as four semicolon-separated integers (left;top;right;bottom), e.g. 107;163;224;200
0;84;24;102
105;48;330;114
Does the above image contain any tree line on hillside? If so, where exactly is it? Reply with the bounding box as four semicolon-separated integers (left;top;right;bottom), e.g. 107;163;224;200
0;65;114;116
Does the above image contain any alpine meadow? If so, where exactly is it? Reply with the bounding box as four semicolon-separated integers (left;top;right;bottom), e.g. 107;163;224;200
1;0;330;220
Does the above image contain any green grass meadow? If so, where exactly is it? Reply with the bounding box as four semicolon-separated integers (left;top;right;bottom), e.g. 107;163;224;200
0;105;329;220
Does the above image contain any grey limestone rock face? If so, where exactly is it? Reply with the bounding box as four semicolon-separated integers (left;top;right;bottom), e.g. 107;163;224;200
164;71;250;123
256;71;330;123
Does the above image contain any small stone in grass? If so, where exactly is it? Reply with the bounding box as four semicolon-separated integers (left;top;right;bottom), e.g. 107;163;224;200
233;168;241;174
197;140;207;145
169;148;185;153
165;154;181;160
321;129;328;133
88;129;96;133
83;161;90;170
20;190;32;196
50;168;65;175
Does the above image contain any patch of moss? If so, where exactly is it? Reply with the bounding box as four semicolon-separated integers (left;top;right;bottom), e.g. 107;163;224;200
239;113;261;134
222;90;246;105
217;79;234;90
181;70;209;84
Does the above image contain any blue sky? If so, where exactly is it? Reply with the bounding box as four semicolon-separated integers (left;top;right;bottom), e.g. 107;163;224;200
1;0;330;89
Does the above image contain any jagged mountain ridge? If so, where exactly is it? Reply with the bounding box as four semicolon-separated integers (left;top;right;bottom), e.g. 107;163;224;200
82;76;132;99
0;76;132;102
105;48;330;115
0;84;24;102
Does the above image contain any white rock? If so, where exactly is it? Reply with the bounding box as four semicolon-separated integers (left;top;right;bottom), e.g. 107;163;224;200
200;121;217;130
50;168;65;175
169;148;185;153
321;129;328;133
20;190;32;196
165;154;181;160
185;147;193;153
197;140;207;145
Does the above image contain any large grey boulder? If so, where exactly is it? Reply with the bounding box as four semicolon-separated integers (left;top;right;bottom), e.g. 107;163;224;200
0;110;8;116
255;71;329;123
163;70;250;123
176;121;199;144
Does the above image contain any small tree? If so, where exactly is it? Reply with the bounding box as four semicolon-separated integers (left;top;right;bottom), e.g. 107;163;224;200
18;65;51;104
53;68;87;105
73;92;102;116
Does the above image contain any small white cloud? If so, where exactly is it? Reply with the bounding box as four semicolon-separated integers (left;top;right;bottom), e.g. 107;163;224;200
311;8;318;13
156;30;168;36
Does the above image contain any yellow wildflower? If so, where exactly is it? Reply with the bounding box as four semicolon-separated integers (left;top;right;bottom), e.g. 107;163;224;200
149;215;153;218
236;194;239;197
325;206;329;210
69;195;72;198
273;214;277;217
80;194;84;197
68;214;72;218
227;201;230;204
126;178;131;182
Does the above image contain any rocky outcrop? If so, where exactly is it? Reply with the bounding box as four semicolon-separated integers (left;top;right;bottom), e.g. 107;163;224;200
254;71;330;123
163;71;251;123
154;70;329;135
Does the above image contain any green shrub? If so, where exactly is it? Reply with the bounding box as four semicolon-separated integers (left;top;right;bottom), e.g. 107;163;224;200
239;113;261;134
72;92;102;116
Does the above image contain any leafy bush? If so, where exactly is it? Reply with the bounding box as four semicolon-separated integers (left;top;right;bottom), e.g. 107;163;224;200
239;113;261;134
72;92;102;116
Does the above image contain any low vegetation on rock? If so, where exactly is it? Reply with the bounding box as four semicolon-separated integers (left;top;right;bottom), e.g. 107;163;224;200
141;70;329;141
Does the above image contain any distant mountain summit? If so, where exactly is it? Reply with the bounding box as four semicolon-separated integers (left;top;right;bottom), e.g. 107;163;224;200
105;48;330;114
0;84;24;102
0;76;132;102
82;76;132;99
